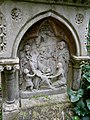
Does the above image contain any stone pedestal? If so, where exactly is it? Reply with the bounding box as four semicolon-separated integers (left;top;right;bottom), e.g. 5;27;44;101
19;93;70;120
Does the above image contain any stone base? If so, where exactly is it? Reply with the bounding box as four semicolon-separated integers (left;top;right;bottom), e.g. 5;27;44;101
19;93;71;120
2;93;71;120
2;101;19;120
2;109;19;120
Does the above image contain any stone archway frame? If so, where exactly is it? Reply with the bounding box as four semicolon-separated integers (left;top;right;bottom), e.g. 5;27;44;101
11;10;81;58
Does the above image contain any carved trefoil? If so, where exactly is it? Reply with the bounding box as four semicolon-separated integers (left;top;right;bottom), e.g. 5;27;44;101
0;12;6;52
18;19;70;96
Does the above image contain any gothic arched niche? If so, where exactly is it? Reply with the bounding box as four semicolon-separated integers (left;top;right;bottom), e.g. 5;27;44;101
18;17;75;94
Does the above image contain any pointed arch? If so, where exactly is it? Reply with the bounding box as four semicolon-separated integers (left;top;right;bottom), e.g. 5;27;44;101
12;10;81;58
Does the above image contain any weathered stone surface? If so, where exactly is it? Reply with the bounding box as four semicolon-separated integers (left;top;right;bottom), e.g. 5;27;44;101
21;93;69;108
0;1;89;58
20;87;67;98
0;0;90;119
19;93;70;120
19;103;71;120
2;109;19;120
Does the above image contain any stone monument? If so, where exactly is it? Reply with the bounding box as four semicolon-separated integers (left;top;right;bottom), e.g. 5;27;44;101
0;0;89;119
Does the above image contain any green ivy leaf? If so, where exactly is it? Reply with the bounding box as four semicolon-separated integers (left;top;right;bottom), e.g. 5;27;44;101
76;100;85;109
87;86;90;90
82;116;90;120
77;89;84;98
67;89;83;102
67;88;73;96
72;116;80;120
86;99;90;110
71;95;80;102
74;100;89;116
82;73;90;82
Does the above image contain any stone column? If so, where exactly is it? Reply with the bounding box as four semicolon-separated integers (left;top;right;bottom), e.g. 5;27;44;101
72;61;81;90
71;55;90;90
0;66;4;97
4;65;15;104
0;58;19;112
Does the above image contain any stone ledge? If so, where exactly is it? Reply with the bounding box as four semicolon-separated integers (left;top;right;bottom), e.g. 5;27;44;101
21;92;69;109
20;87;67;99
72;55;90;61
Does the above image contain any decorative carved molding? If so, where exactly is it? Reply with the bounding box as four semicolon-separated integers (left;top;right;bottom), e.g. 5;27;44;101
0;12;6;53
11;8;22;22
0;58;19;71
8;0;90;7
75;13;84;25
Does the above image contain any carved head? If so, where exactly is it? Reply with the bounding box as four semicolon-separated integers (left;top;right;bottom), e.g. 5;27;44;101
57;41;66;50
23;68;29;74
56;62;63;69
24;44;31;55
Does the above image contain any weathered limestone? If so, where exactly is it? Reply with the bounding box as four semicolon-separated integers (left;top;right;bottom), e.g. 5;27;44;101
0;58;19;116
0;0;90;119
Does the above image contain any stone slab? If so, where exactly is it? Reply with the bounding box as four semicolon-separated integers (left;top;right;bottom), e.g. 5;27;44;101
21;93;69;109
19;93;70;120
20;87;67;99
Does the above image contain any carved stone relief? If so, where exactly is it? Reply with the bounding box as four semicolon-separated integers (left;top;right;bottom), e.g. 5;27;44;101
0;12;6;52
11;8;22;22
75;13;84;24
18;20;70;91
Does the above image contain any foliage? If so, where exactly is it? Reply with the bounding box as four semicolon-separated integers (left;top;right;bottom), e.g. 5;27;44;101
67;62;90;120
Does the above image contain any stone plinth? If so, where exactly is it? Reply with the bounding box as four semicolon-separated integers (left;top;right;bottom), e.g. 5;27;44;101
19;93;70;120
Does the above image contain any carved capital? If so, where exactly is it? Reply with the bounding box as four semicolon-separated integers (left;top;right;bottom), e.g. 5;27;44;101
71;55;90;68
0;58;19;72
14;64;20;70
5;65;12;71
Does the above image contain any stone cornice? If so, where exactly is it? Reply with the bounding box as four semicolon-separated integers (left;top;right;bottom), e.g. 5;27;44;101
72;55;90;61
3;0;90;7
0;58;19;65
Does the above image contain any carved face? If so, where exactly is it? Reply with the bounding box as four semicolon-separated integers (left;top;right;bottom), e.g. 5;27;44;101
23;68;29;74
57;41;65;50
56;62;63;69
35;36;41;48
24;44;31;55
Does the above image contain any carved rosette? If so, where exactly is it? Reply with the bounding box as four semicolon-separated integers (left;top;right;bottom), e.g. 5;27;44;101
11;8;22;22
75;13;84;25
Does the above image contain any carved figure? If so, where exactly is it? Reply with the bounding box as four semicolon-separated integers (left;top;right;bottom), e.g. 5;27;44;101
23;68;35;90
30;60;55;89
57;41;70;78
48;62;66;87
37;47;52;74
20;44;35;90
